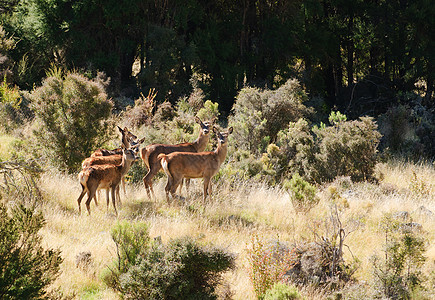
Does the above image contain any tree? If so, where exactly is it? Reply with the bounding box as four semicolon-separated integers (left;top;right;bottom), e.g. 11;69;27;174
30;71;113;172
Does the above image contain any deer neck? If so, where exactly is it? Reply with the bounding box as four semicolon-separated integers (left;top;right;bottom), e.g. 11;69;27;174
192;132;209;152
121;135;131;148
118;156;134;176
214;142;228;165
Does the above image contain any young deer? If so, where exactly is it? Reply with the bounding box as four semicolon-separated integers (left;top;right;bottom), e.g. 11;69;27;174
91;126;138;157
81;141;142;205
159;126;233;203
77;146;138;216
140;116;214;199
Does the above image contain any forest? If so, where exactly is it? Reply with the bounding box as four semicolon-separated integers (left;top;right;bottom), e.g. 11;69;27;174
1;0;434;115
0;1;434;299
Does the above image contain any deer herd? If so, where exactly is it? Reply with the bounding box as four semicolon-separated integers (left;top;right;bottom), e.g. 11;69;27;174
76;117;233;216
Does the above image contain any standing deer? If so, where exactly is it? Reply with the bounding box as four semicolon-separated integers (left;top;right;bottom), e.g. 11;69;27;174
81;141;143;205
159;126;233;203
77;146;138;216
140;116;214;199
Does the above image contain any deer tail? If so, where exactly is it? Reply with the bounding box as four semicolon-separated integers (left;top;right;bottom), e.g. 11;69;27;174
158;154;171;179
78;169;89;191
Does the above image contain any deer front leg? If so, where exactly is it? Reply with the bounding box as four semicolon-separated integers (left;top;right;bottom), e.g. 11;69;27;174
203;177;211;202
106;189;110;211
111;186;118;216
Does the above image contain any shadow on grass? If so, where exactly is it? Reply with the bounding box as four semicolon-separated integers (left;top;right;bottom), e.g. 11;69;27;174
121;199;161;219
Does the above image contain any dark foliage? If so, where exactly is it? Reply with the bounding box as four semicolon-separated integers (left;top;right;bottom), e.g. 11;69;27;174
0;203;62;299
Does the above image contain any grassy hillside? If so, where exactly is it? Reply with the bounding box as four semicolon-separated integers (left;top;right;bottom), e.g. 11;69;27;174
1;76;434;299
30;159;433;299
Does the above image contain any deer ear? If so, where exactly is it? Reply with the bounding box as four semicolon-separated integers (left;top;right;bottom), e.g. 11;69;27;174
138;137;145;144
194;116;201;124
117;125;123;133
227;127;233;134
210;116;217;124
213;126;219;134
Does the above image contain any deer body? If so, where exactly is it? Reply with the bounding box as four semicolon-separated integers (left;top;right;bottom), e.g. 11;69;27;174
159;127;232;203
83;127;143;205
77;147;137;215
140;117;213;199
81;154;123;205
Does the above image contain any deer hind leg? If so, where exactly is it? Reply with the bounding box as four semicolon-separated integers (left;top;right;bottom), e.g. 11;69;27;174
85;188;97;215
185;178;191;194
77;184;87;214
143;166;159;200
164;173;174;204
169;176;183;201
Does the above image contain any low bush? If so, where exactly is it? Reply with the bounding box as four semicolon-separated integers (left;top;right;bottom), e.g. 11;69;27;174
0;77;24;133
120;237;235;299
371;215;427;299
103;221;235;299
263;282;301;300
101;221;150;291
283;173;319;212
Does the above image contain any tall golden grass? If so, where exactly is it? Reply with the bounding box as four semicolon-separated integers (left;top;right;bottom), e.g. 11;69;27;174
31;160;435;299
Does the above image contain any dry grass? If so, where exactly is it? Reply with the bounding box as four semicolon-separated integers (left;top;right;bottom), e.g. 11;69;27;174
31;160;435;299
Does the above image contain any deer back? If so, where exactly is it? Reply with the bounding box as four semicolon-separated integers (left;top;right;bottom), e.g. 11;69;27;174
82;154;122;168
80;164;123;190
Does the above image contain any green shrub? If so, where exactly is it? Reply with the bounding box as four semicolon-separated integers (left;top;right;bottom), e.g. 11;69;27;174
103;220;234;299
283;173;319;212
120;237;235;299
101;221;150;291
371;215;427;299
30;71;113;172
263;282;301;300
276;113;381;184
0;25;14;81
229;79;310;156
311;116;381;183
0;203;62;299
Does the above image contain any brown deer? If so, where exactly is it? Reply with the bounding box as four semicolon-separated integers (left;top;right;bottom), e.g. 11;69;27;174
91;126;138;157
159;126;233;203
140;116;214;199
77;146;138;216
81;141;143;205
